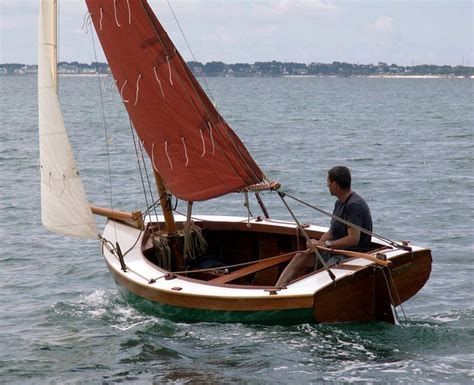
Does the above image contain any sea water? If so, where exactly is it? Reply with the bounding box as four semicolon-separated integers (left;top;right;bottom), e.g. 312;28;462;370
0;75;472;383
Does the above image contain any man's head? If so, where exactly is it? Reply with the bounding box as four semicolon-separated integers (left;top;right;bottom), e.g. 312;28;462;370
327;166;351;195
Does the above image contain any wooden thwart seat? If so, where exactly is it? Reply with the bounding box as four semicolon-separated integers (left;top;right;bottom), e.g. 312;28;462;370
209;251;298;284
209;247;390;285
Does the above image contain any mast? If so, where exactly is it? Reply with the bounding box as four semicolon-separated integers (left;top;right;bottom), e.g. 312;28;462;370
153;169;176;234
153;169;185;271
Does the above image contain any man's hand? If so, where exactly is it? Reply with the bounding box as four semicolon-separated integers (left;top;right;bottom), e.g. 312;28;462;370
306;238;322;250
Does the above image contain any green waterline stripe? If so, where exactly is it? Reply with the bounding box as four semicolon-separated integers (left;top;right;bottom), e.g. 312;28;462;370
117;285;315;325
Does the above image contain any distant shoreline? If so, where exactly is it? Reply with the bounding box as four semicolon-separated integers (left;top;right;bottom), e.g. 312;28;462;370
2;73;473;79
2;60;473;78
283;74;474;79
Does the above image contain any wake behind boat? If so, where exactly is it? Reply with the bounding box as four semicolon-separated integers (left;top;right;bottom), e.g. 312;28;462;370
38;0;431;324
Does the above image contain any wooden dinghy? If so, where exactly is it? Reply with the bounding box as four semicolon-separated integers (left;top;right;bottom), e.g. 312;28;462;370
38;0;431;325
98;214;431;324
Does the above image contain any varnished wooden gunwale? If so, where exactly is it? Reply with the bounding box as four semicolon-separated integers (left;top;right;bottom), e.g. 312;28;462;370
105;259;314;312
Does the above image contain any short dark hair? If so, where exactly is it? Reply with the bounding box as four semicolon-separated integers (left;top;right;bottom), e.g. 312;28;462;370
328;166;351;190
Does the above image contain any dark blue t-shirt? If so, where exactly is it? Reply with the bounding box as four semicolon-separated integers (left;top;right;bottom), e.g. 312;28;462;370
329;192;372;251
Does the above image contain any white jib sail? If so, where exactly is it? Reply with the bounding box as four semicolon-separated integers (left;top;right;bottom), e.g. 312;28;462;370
38;0;97;238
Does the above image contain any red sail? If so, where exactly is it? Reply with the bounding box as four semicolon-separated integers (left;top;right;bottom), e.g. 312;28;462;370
85;0;264;201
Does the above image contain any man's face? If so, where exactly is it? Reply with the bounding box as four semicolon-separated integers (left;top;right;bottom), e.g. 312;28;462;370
327;177;337;196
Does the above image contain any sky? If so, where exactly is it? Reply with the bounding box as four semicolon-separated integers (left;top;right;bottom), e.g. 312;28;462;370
0;0;472;66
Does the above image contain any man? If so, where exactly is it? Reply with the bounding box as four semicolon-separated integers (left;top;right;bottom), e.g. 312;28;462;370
276;166;372;286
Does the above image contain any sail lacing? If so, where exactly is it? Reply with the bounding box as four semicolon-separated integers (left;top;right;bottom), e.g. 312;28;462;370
113;0;121;27
181;137;189;166
99;8;104;30
153;66;165;98
208;122;215;155
166;56;174;86
134;74;142;105
151;143;158;172
164;141;173;169
199;129;206;157
177;58;263;182
46;171;66;196
126;0;131;24
120;79;129;103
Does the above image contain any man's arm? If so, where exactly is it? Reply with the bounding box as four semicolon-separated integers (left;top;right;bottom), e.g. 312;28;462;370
327;227;360;249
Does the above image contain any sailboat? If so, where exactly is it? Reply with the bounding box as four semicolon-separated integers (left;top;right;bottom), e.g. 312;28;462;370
39;0;431;324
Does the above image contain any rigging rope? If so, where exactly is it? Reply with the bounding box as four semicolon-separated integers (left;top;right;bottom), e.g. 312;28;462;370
281;191;411;251
138;140;160;224
278;191;336;281
166;0;215;102
90;22;118;241
129;121;153;224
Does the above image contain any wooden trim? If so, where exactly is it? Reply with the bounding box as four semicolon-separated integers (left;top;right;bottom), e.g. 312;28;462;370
316;246;392;267
105;259;313;311
209;252;297;284
332;264;364;271
91;205;143;229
